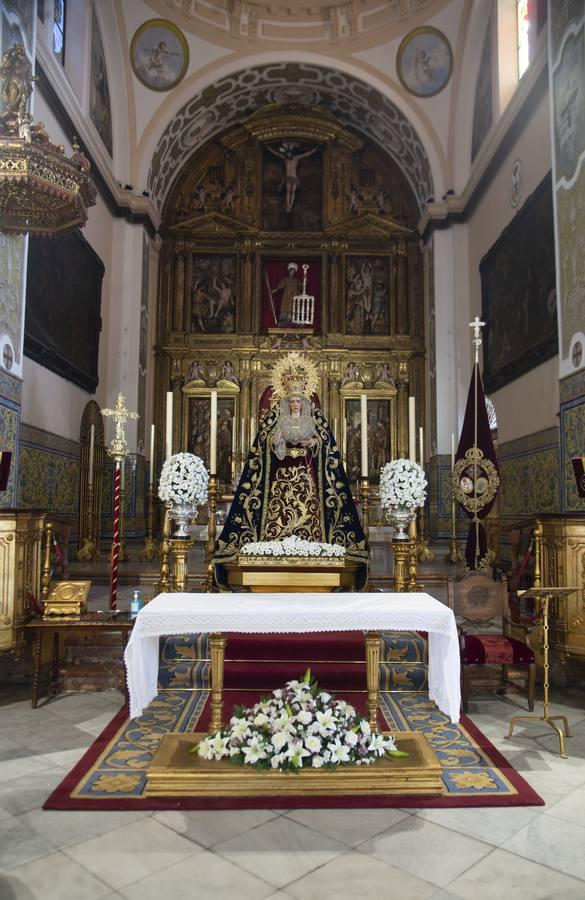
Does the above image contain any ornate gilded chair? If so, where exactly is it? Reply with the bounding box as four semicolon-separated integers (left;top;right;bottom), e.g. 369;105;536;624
447;575;535;713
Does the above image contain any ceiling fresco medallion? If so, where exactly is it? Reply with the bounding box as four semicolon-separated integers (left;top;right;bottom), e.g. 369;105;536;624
130;18;189;92
396;26;453;98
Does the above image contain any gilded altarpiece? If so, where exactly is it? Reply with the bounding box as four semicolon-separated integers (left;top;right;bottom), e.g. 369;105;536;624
155;106;426;495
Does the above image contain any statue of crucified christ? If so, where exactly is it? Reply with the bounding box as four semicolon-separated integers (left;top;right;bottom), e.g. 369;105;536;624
267;143;317;213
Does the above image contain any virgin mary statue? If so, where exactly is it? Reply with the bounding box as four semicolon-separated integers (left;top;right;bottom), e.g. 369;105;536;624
213;353;368;588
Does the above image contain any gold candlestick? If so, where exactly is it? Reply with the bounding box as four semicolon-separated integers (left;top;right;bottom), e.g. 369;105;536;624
360;476;370;542
444;487;463;564
407;538;419;592
41;522;53;604
171;537;191;592
156;506;172;594
392;539;410;592
77;482;100;561
205;475;218;592
139;484;159;561
417;504;434;562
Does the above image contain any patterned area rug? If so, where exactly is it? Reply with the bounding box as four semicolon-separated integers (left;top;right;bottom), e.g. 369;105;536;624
45;685;543;810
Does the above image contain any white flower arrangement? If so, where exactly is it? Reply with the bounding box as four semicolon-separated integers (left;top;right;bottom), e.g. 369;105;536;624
379;458;427;511
158;452;209;507
240;536;345;558
194;670;406;772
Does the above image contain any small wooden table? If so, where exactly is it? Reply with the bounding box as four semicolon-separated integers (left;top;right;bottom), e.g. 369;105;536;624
26;612;135;708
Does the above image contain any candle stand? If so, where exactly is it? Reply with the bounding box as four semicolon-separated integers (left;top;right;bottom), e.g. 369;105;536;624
417;505;434;563
444;487;463;564
205;475;218;592
156;507;172;594
360;476;370;542
77;483;100;561
171;538;192;592
139;484;159;561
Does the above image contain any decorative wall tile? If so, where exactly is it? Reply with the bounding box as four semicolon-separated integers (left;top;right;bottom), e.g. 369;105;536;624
561;399;585;511
498;430;560;520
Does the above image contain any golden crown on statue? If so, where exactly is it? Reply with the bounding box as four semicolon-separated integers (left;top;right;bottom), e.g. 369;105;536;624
271;351;320;402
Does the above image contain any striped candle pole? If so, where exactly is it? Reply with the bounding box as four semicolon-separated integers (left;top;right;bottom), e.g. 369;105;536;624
110;461;121;610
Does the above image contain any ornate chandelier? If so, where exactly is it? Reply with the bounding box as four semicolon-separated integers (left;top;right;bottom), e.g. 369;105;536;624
0;45;96;236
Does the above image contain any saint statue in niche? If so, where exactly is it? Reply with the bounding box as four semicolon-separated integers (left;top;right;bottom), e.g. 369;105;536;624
213;352;368;588
265;262;301;327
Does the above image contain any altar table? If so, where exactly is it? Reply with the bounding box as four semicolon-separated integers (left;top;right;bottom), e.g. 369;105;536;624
125;592;461;725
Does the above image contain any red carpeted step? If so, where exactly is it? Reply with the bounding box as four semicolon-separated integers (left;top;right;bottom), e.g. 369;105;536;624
225;631;366;662
224;659;366;691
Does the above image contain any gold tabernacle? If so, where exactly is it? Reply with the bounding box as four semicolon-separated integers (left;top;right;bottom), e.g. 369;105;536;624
43;581;91;618
146;731;443;797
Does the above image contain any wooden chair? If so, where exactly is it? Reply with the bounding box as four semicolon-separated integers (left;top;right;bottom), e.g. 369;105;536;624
447;574;535;713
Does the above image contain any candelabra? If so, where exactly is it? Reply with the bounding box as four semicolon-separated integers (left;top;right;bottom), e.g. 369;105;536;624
417;504;434;562
444;484;463;564
77;483;100;561
139;484;159;562
41;522;53;605
205;475;218;592
156;506;172;594
360;476;370;542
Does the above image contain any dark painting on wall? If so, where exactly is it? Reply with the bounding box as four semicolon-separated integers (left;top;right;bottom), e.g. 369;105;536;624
345;256;389;336
25;231;104;392
89;6;113;156
261;258;321;332
481;175;557;394
190;254;236;334
262;142;323;231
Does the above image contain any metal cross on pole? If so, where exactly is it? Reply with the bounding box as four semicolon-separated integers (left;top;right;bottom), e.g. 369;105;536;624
469;315;486;365
101;393;139;610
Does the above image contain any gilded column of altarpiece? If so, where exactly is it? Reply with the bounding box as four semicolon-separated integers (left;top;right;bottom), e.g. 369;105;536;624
154;106;426;495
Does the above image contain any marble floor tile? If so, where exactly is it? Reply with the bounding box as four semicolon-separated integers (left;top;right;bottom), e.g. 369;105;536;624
64;816;201;890
543;783;585;825
517;770;575;806
503;815;585;881
152;809;281;849
214;814;348;889
413;804;541;846
0;755;54;784
20;808;149;850
0;812;58;871
358;817;493;888
445;847;585;899
0;768;69;816
117;850;274;900
508;746;585;788
285;848;437;900
0;851;112;900
284;807;410;847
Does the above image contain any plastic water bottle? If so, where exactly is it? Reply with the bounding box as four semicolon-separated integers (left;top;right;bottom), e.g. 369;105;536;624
130;590;141;619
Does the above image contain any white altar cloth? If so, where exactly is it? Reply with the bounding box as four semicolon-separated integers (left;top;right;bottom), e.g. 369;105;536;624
124;591;461;723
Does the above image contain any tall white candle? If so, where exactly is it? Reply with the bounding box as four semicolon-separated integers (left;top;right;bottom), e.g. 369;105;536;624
149;423;155;485
408;396;416;462
88;424;95;485
250;416;256;445
333;418;338;443
210;391;218;474
231;410;236;457
342;416;347;460
419;426;424;467
360;394;368;478
240;417;246;456
165;392;173;460
451;432;456;469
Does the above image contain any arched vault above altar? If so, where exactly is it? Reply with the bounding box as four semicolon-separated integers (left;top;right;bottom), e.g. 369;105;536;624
147;63;434;211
